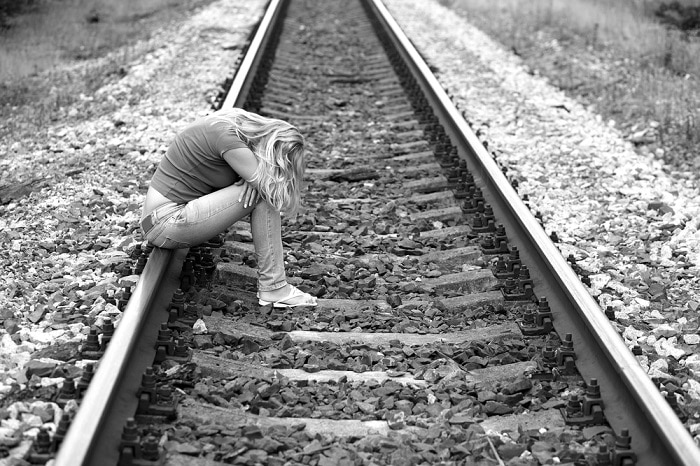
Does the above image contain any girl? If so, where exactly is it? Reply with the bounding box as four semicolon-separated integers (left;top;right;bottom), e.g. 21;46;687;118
140;108;317;308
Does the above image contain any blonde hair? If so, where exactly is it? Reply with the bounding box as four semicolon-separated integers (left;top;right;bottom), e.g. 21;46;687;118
210;108;306;214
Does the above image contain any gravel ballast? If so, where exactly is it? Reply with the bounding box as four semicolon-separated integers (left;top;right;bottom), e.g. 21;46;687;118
384;0;700;438
0;0;266;456
0;0;699;457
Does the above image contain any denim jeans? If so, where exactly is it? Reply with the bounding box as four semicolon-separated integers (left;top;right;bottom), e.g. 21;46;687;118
140;183;287;292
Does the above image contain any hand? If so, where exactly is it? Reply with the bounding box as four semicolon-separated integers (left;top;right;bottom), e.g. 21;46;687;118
236;180;259;208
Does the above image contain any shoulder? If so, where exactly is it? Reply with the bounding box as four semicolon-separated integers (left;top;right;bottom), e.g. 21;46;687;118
199;116;247;151
215;130;248;152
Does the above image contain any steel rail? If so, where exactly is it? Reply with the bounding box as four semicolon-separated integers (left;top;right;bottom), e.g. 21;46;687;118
53;248;183;466
221;0;284;110
53;0;287;464
365;0;700;465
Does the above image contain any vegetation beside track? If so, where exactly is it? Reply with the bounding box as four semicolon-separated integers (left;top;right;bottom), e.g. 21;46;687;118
3;0;698;179
0;0;216;114
440;0;700;179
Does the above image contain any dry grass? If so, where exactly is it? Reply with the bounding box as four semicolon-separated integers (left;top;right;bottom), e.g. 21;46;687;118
0;0;211;82
0;0;215;137
448;0;700;75
442;0;700;162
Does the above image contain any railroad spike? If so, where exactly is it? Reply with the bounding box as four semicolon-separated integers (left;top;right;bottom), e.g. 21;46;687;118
556;333;577;374
173;338;191;360
76;363;95;397
596;444;612;466
611;429;637;466
482;225;509;255
53;413;72;450
133;255;148;275
492;255;508;275
80;328;103;359
461;198;485;215
565;393;582;417
27;427;54;463
518;297;553;336
118;418;142;464
582;378;606;420
55;378;78;407
168;288;186;323
493;247;523;278
542;340;557;365
155;323;191;364
136;367;177;420
100;318;114;352
560;377;606;426
518;307;544;336
472;206;496;233
141;435;160;461
154;323;175;364
130;243;142;260
605;306;616;320
502;278;529;301
118;286;132;311
511;268;535;301
454;180;470;199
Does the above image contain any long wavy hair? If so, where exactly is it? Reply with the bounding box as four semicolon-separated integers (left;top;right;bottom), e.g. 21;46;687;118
209;108;306;214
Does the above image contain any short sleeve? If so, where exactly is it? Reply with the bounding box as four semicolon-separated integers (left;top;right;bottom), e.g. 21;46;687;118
211;121;248;156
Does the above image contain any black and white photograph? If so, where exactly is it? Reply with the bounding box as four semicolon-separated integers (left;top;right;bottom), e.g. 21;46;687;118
1;0;699;464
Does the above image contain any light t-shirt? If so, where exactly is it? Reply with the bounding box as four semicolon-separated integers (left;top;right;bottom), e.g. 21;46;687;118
150;114;249;203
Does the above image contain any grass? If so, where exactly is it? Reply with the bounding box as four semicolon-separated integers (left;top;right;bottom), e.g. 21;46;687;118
0;0;216;138
1;0;698;170
453;0;700;76
0;0;213;82
439;0;700;171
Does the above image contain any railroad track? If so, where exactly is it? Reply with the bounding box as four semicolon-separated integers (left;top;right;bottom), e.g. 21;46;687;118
35;0;700;465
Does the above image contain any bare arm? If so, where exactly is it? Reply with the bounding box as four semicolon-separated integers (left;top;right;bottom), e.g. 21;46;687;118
223;147;258;184
223;147;260;208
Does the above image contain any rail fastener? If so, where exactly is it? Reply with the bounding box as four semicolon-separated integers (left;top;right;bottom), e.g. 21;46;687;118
491;246;521;278
560;378;606;426
501;266;535;301
136;367;177;420
518;297;555;336
118;286;133;311
480;224;509;255
154;323;192;364
471;206;497;233
611;429;637;466
55;378;79;407
118;418;160;466
166;288;187;325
